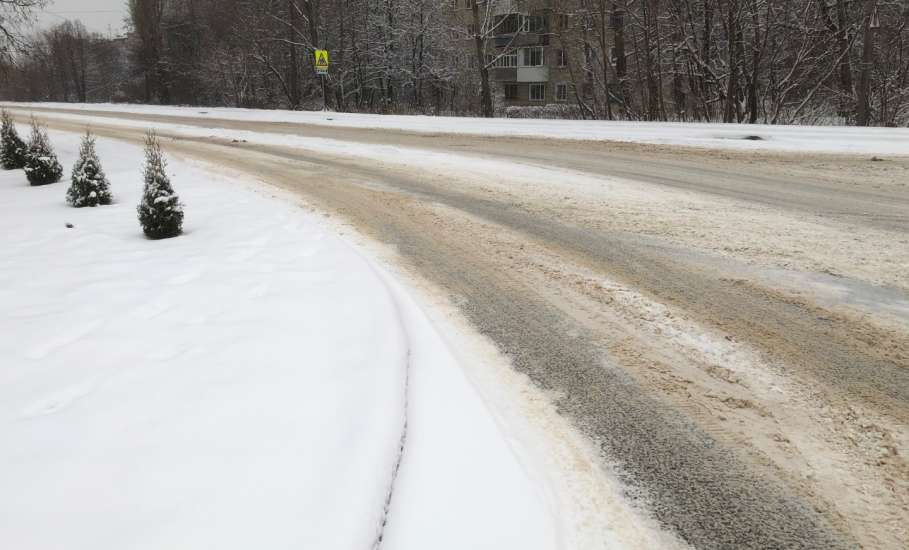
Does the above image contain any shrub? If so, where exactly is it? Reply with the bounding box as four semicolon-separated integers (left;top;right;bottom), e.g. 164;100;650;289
0;109;27;170
67;131;113;207
504;104;586;120
23;117;63;186
137;131;183;239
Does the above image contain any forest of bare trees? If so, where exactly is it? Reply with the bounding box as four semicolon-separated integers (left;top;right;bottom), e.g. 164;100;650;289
556;0;909;125
2;0;908;125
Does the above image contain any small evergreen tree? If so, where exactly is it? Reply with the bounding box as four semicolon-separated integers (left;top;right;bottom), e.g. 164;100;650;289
0;109;27;170
67;131;113;207
23;117;63;186
137;131;183;239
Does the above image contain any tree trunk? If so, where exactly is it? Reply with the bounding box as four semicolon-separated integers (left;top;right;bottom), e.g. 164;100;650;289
723;0;738;123
641;0;661;120
471;0;493;118
598;0;614;120
288;0;301;108
835;0;854;107
612;2;629;116
856;0;878;126
746;0;760;123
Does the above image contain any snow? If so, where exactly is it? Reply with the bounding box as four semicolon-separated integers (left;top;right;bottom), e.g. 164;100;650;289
0;130;569;549
5;101;909;155
0;108;832;218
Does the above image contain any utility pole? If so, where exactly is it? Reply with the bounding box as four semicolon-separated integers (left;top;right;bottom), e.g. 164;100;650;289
314;48;330;111
321;73;327;111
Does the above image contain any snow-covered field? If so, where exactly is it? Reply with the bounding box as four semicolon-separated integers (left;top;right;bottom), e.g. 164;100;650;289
0;130;585;549
6;101;909;155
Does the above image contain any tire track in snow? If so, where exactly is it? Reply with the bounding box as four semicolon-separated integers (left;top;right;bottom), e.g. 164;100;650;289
371;347;410;550
364;262;412;550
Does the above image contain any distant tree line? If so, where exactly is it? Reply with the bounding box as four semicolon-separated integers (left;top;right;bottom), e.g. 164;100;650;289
1;0;907;126
552;0;909;125
1;20;130;104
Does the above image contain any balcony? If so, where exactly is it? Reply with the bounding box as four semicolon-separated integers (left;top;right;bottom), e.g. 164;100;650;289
490;67;518;82
493;33;548;48
517;66;549;82
493;66;550;83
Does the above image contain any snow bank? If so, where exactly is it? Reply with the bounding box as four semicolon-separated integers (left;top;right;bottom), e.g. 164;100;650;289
0;130;558;548
375;271;558;549
5;101;909;155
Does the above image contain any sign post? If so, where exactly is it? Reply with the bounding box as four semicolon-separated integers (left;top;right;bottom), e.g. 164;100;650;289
314;49;330;111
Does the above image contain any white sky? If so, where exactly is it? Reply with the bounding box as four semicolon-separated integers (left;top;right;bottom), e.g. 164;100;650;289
33;0;128;36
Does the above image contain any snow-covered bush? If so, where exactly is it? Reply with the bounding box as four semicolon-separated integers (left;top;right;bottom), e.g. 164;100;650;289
504;104;585;120
137;131;183;239
23;117;64;186
66;131;113;207
1;109;27;170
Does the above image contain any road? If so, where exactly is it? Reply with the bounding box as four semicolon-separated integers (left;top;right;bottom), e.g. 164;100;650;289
10;106;909;550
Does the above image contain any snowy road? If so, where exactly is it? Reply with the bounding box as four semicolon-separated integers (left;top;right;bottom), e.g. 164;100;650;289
4;105;909;550
0;129;671;550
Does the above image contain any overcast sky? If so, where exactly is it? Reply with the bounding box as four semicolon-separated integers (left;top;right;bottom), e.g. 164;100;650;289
34;0;129;36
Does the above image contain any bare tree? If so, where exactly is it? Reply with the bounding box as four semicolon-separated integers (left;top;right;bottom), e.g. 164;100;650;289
0;0;46;62
128;0;168;102
2;0;907;126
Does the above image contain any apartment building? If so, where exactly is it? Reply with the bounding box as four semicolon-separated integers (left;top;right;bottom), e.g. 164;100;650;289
455;0;574;108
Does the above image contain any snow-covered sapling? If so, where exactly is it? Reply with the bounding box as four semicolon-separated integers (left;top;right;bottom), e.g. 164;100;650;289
137;131;183;239
23;117;64;186
0;109;27;170
67;131;113;207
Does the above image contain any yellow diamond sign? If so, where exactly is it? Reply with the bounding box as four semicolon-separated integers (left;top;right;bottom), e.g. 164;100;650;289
314;49;329;74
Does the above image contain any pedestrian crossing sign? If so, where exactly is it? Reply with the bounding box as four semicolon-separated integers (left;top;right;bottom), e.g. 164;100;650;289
315;49;330;74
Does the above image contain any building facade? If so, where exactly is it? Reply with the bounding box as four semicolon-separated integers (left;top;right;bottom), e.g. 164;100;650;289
454;0;576;109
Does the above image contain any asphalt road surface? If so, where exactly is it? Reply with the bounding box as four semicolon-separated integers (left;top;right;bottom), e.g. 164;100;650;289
11;106;909;550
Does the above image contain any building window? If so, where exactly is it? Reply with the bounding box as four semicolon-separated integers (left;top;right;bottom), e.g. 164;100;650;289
557;14;569;30
581;82;594;98
555;83;569;102
495;14;546;35
530;83;545;102
496;14;523;35
581;13;596;31
504;84;520;100
521;47;544;67
557;49;567;67
524;15;546;33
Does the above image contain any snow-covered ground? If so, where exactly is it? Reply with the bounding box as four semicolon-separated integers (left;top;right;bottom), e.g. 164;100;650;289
0;130;616;549
5;101;909;155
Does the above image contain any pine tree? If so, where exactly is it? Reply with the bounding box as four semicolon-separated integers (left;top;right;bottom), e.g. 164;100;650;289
0;109;27;170
137;131;183;239
23;117;64;186
67;131;113;207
